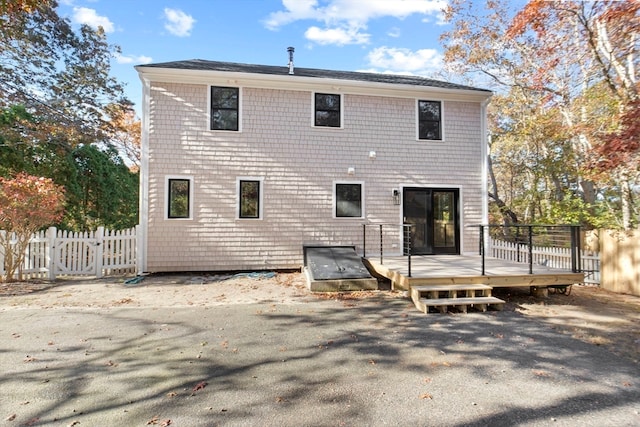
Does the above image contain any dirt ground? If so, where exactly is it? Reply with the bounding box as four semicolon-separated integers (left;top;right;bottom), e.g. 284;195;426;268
496;284;640;364
1;272;638;364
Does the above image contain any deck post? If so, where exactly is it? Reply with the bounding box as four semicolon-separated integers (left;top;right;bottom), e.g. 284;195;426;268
362;224;366;258
405;224;412;277
516;227;521;262
480;225;486;276
379;224;383;265
570;225;581;273
528;225;533;274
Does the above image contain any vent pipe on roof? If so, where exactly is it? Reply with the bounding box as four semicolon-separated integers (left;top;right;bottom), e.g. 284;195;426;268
287;46;295;75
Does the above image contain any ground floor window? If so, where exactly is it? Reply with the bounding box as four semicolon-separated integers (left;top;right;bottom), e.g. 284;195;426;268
238;178;263;219
166;176;193;219
335;181;364;218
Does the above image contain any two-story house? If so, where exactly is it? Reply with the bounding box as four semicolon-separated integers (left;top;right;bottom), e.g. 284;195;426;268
135;55;492;273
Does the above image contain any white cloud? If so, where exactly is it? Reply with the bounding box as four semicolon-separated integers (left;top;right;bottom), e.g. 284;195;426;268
422;12;448;26
264;0;447;46
163;8;195;37
116;54;153;65
305;25;370;46
264;0;319;29
72;7;115;33
387;27;401;38
367;46;443;73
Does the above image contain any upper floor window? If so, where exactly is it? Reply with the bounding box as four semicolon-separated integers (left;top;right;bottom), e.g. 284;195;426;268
167;176;193;219
211;86;239;131
418;100;442;140
334;182;363;218
314;93;341;127
237;178;263;219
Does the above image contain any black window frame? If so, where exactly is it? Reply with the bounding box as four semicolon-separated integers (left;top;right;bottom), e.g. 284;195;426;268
210;86;239;131
335;182;363;218
314;93;341;128
167;178;191;219
418;100;442;140
239;179;261;219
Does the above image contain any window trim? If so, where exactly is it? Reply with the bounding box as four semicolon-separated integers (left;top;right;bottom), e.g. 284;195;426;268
312;92;344;129
416;99;444;141
333;180;365;219
236;177;264;220
165;175;194;220
209;85;242;132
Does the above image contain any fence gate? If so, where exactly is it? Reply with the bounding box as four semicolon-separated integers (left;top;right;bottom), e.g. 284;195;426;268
53;230;98;276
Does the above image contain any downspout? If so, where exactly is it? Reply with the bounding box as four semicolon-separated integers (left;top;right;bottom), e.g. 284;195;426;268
136;70;151;274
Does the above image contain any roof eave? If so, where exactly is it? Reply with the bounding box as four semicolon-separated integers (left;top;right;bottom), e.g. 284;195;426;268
135;65;493;102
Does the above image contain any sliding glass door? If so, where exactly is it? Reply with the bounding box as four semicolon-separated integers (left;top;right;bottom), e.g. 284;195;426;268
403;188;459;255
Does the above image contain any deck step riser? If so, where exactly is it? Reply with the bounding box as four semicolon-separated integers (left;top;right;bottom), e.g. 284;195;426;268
410;284;505;314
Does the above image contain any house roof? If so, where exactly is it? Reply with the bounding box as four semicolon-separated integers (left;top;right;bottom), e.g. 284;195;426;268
137;59;492;94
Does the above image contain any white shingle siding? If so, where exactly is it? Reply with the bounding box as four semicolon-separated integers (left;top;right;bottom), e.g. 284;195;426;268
143;81;487;272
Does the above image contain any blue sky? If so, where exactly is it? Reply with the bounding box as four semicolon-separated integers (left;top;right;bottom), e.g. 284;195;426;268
56;0;478;114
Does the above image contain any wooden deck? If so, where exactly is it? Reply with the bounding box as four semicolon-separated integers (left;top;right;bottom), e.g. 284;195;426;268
364;255;585;291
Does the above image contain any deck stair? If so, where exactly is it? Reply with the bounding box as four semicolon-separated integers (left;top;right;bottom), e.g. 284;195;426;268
411;284;505;314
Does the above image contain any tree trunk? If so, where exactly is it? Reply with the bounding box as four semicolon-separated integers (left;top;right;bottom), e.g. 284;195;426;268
617;172;633;230
488;154;519;225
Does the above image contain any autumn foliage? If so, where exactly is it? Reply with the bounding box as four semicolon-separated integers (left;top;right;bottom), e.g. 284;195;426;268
0;172;65;281
442;0;640;229
592;98;640;173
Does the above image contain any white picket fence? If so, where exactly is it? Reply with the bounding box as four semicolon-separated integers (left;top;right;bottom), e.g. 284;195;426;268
488;237;600;285
0;226;138;281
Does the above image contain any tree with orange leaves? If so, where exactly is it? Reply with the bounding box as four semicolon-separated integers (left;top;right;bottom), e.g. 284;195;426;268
0;172;64;281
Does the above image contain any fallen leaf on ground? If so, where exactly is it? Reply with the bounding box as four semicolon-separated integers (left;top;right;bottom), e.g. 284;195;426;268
192;381;208;393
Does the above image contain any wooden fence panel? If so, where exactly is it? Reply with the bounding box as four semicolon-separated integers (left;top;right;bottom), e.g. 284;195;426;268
600;230;640;296
0;226;137;281
102;227;137;276
22;229;49;280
